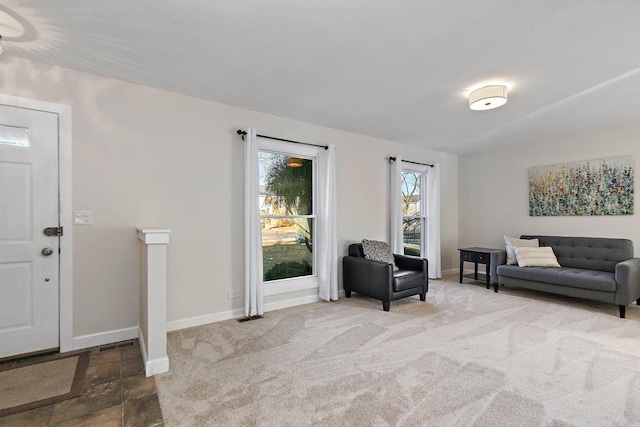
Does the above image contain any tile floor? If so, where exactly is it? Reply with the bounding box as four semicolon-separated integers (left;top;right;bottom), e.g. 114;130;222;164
0;339;163;427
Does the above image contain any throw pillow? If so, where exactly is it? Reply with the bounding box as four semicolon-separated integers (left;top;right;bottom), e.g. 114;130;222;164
361;239;398;271
514;246;561;268
504;236;539;265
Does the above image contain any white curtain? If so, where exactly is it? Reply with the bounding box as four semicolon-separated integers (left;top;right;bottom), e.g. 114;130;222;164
389;155;404;254
317;143;338;301
243;129;264;317
427;164;441;279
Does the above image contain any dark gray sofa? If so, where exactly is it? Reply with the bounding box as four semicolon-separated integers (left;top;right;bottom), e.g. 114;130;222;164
490;235;640;318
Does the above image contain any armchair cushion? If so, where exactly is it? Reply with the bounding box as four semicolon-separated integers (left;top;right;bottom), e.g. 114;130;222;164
393;270;426;291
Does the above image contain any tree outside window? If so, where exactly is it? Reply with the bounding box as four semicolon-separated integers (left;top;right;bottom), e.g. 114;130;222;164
402;171;426;257
259;151;315;281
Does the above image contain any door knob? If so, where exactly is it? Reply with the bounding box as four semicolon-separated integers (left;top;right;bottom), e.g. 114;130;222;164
42;247;54;256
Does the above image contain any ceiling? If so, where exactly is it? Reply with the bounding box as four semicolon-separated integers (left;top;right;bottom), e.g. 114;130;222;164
2;1;640;155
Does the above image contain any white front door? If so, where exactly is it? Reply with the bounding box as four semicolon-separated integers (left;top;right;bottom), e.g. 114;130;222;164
0;104;60;358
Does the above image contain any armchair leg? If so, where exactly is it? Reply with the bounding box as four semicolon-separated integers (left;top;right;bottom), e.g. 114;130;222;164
419;293;426;302
637;298;640;305
345;290;351;298
382;301;390;312
619;305;626;319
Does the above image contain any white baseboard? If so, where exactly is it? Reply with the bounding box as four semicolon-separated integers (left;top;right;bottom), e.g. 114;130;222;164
167;291;345;332
264;293;322;312
73;291;347;350
138;327;149;373
166;308;245;332
442;268;458;276
145;357;170;377
138;327;169;377
72;326;138;351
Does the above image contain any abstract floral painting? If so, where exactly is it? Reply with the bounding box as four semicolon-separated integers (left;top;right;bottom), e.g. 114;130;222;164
529;155;634;216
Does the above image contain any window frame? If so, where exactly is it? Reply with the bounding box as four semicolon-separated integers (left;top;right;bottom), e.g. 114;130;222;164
401;165;429;258
258;137;321;296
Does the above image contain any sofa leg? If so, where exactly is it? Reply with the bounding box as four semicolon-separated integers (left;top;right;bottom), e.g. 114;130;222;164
619;305;626;319
419;293;426;302
345;290;351;298
637;298;640;305
494;283;499;293
382;301;390;312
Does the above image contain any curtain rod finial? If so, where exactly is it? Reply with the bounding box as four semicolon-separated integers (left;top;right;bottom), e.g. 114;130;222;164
389;157;396;164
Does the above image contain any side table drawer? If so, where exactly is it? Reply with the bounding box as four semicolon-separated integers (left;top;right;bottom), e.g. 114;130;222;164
461;251;476;262
477;253;488;264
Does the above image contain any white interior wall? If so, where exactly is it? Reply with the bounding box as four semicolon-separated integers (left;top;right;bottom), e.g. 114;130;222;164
0;55;458;343
459;122;640;255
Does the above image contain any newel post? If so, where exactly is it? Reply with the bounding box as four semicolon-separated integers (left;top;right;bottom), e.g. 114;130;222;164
137;228;171;376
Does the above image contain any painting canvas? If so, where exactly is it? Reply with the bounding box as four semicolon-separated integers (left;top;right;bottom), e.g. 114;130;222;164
529;155;634;216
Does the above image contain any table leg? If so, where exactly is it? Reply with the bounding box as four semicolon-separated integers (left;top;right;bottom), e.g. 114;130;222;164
485;260;490;289
474;262;478;280
459;256;463;283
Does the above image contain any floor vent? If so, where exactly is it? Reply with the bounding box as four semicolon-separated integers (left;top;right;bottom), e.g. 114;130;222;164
237;315;264;323
99;340;135;352
117;341;134;349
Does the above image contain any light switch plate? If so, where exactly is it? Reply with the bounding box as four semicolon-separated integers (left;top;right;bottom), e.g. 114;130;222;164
74;210;93;226
228;290;240;299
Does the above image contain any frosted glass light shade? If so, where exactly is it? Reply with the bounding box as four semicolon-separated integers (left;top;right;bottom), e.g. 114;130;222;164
469;85;508;110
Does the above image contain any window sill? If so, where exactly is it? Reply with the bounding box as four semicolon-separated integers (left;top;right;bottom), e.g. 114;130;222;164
263;276;319;296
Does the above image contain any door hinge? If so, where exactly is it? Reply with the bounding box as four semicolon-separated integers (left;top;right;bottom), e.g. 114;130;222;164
43;226;63;237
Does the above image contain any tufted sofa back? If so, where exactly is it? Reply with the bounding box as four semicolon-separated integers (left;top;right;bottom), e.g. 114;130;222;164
520;235;633;273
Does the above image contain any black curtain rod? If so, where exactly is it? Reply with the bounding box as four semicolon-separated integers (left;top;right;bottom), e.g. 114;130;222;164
237;130;328;150
388;156;434;168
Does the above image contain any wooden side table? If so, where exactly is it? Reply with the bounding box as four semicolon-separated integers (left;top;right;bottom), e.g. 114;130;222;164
458;247;501;290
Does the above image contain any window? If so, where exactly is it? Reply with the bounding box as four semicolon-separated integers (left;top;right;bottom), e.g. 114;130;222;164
244;131;336;306
0;124;29;147
401;170;427;257
259;149;316;282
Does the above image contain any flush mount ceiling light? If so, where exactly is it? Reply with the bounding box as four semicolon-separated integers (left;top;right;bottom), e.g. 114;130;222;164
0;35;4;56
285;156;303;167
468;85;508;111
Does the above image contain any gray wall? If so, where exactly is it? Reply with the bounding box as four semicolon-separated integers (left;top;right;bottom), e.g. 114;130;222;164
459;122;640;255
0;55;458;342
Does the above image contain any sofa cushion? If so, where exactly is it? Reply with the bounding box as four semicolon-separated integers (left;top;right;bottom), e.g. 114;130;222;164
505;236;539;265
497;265;616;292
515;246;561;267
393;270;424;292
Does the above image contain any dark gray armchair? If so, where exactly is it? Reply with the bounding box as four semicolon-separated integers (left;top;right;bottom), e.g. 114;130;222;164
343;243;428;311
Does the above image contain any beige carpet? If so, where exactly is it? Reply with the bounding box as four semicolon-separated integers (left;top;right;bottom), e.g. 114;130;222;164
0;351;89;417
156;276;640;426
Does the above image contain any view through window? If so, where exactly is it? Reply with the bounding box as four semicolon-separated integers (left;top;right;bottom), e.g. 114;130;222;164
402;170;426;256
259;151;315;281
